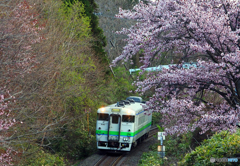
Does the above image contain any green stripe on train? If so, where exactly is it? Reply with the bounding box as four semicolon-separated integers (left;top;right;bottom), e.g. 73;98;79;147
96;122;151;137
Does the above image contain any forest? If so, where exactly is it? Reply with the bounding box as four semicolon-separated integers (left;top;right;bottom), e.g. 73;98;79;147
0;0;135;165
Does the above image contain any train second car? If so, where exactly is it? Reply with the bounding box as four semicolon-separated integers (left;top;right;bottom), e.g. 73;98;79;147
96;96;152;152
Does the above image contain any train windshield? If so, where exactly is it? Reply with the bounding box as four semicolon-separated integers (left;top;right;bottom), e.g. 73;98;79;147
97;113;109;121
112;115;119;124
122;115;135;123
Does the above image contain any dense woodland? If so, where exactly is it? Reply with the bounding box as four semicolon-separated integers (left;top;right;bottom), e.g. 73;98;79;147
0;0;135;165
1;0;240;166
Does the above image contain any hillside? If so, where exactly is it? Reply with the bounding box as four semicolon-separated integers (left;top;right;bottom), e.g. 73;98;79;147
0;0;135;165
95;0;138;62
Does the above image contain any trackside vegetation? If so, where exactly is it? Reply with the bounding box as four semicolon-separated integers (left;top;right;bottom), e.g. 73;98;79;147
139;128;240;166
179;129;240;166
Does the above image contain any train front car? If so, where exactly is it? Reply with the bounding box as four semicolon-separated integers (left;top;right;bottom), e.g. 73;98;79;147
96;97;152;152
96;106;111;150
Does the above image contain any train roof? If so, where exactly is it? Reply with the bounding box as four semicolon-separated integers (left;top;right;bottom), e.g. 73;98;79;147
97;102;145;115
106;102;145;110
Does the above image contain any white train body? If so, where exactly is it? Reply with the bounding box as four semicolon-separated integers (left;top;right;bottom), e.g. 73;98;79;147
96;97;152;151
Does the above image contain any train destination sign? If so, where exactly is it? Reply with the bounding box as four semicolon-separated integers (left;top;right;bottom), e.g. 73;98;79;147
112;108;120;112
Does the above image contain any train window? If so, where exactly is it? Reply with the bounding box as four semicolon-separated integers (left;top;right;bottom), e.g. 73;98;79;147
138;116;144;126
97;113;109;121
112;115;119;124
122;115;135;123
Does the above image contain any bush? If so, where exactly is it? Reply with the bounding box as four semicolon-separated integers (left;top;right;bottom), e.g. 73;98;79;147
149;128;192;160
98;67;136;104
179;129;240;166
19;144;66;166
165;132;193;160
140;127;193;166
50;124;97;160
139;151;164;166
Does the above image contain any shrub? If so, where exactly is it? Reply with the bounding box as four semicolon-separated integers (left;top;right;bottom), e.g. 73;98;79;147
165;132;193;160
99;67;136;104
50;124;97;160
141;127;193;166
19;144;66;166
179;129;240;166
150;128;193;160
139;151;164;166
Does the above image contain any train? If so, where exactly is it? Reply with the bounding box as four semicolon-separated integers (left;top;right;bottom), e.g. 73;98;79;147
96;96;152;152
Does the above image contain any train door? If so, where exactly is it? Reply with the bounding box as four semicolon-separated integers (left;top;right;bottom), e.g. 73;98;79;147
108;114;121;147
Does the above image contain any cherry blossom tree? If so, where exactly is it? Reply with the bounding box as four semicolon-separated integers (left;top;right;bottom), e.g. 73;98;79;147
0;1;45;164
1;0;45;87
112;0;240;135
0;90;15;165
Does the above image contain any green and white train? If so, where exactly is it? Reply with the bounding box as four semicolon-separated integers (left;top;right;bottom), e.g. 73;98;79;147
96;96;152;152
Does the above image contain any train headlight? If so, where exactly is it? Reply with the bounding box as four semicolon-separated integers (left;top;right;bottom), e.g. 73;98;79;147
127;109;132;114
101;108;105;112
123;137;128;141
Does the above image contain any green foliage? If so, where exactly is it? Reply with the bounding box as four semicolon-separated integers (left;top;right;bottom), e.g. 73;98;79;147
139;151;164;166
141;131;193;166
19;144;66;166
152;113;162;126
165;132;193;160
47;1;136;161
179;129;240;166
63;0;108;65
34;0;136;162
133;69;147;81
60;0;91;39
47;1;99;160
49;106;98;160
156;124;164;132
149;131;192;159
51;68;135;160
56;0;97;113
50;125;97;160
99;67;136;104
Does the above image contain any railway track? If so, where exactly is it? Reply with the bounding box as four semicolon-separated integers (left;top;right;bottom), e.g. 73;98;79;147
93;155;107;166
93;126;159;166
147;126;159;139
93;154;125;166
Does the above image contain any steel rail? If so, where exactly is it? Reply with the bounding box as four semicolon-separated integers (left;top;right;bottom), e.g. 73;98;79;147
93;155;108;166
111;154;125;166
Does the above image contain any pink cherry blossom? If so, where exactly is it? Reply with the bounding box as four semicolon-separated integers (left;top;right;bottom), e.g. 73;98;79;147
113;0;240;135
1;1;45;164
